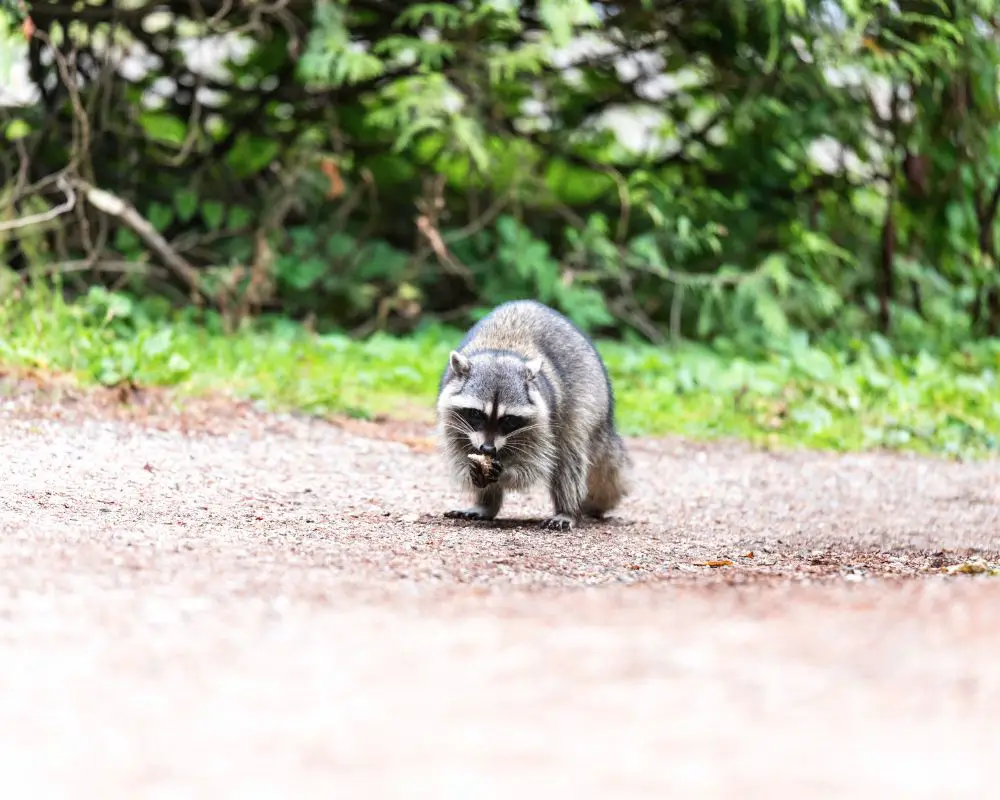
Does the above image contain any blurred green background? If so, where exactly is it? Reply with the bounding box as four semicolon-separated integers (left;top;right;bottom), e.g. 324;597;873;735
1;1;998;456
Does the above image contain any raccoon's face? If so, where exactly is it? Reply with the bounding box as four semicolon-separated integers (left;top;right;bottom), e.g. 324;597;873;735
437;350;551;462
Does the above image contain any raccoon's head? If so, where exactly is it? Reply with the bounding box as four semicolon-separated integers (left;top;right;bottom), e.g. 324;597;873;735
437;349;553;466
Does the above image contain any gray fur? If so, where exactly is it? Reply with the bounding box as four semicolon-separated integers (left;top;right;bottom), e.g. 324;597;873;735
436;300;630;530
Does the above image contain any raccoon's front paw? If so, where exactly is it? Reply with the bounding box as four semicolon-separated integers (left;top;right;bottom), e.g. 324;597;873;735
444;507;495;521
468;453;503;488
541;513;576;531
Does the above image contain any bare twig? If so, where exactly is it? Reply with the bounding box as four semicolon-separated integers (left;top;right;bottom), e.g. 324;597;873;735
5;172;66;206
167;76;206;167
332;166;373;229
443;188;515;244
417;214;475;287
35;259;167;277
611;298;666;345
605;167;631;244
227;0;303;54
32;30;91;176
0;176;76;233
12;138;31;200
670;282;685;342
416;174;475;288
354;168;382;244
606;242;667;345
32;30;97;256
73;178;203;298
208;0;235;26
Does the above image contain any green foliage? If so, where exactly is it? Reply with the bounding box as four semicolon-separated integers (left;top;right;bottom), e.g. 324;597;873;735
2;287;998;459
138;112;188;147
453;214;614;331
3;1;1000;354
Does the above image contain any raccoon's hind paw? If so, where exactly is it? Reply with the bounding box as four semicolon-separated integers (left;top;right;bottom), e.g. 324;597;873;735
581;504;608;520
444;507;495;521
541;513;576;531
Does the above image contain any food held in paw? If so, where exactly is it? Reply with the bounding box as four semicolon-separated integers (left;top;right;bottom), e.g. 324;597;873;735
468;452;503;485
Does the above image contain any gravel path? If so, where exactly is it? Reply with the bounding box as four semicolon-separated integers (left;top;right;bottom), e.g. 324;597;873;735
1;384;998;798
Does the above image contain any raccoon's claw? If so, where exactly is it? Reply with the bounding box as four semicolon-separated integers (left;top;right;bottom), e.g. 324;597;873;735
469;470;491;489
444;507;494;521
541;514;576;531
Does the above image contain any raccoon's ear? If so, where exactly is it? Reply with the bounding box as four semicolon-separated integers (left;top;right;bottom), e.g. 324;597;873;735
524;357;543;382
449;350;471;377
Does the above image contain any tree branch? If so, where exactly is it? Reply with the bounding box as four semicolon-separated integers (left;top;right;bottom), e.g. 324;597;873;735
0;176;76;233
72;178;204;298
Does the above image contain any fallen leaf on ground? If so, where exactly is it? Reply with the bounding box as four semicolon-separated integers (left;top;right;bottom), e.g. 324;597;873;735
400;436;436;453
742;551;755;558
694;560;734;568
943;558;1000;576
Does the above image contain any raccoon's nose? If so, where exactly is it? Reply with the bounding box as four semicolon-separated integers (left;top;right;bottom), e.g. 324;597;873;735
479;443;497;457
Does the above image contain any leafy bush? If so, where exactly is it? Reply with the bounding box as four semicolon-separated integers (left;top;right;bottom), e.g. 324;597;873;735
1;1;1000;351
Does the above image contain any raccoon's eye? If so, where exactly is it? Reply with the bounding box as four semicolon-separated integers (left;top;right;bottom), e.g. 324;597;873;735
458;408;486;427
498;415;527;434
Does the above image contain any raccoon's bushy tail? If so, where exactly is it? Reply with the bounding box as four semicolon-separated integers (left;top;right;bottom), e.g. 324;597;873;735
582;427;631;519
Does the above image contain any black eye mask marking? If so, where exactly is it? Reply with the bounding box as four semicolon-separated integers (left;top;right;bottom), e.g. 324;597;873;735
455;407;486;428
498;415;528;435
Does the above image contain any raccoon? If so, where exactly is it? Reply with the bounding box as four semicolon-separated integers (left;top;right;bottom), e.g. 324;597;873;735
436;300;630;530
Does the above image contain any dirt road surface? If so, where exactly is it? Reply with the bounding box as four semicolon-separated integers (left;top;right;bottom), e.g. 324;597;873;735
1;385;998;798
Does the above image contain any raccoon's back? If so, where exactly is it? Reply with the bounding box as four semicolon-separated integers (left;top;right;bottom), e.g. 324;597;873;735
459;300;612;401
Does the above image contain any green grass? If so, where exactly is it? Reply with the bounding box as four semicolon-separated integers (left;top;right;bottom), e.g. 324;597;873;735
2;285;999;458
